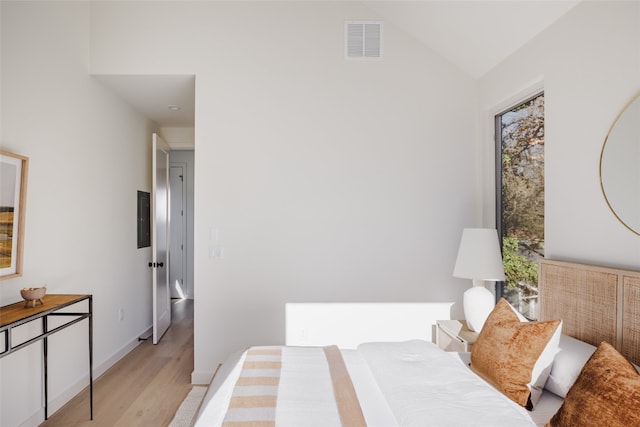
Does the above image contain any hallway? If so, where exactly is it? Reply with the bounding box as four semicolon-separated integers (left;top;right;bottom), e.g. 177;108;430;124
41;299;194;427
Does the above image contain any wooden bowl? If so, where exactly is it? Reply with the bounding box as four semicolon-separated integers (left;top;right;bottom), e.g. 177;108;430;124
20;286;46;307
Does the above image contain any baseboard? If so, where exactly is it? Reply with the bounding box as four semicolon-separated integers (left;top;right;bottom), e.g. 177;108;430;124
191;370;215;385
17;409;44;427
94;325;153;378
28;325;153;424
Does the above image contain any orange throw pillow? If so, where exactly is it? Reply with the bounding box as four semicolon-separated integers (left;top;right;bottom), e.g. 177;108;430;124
470;298;561;409
546;341;640;427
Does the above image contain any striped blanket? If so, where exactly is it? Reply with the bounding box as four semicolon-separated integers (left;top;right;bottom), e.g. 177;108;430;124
221;345;366;427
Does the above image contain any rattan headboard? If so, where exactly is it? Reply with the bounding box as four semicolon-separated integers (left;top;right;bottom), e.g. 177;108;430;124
539;259;640;365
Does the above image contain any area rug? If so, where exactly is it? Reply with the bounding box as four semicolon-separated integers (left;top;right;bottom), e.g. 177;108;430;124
169;386;207;427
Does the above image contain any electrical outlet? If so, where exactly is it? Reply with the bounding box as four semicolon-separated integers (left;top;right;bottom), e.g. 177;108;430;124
118;308;124;321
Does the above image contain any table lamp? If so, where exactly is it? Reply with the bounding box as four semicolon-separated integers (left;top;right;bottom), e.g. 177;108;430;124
453;228;506;332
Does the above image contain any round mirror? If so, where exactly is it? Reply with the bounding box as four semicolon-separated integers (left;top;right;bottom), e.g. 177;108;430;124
600;95;640;235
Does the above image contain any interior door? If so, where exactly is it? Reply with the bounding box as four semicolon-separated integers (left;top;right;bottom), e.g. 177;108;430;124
169;165;186;299
152;133;171;344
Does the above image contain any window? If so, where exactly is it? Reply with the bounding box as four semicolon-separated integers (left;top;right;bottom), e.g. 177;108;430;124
495;93;544;320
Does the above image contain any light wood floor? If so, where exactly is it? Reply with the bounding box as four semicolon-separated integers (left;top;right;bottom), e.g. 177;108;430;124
41;299;194;427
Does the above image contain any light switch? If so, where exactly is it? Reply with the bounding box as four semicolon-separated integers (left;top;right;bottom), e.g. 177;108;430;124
209;245;224;260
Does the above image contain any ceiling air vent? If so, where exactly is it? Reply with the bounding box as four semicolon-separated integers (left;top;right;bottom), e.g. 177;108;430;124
345;21;383;60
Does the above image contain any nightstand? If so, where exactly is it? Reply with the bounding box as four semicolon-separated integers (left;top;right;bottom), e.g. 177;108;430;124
436;319;478;352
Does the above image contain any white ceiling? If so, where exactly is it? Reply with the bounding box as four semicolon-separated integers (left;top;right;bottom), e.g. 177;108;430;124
365;0;580;79
94;74;196;128
95;1;580;134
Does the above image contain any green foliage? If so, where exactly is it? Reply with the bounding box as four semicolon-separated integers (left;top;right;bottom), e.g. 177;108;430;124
502;237;538;289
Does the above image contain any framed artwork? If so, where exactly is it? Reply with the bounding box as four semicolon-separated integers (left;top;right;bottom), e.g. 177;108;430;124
0;150;29;278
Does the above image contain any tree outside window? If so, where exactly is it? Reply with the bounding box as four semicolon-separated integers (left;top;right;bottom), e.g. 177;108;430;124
496;93;544;320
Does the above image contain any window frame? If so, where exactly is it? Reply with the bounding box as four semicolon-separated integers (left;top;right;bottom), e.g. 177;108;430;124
494;90;545;308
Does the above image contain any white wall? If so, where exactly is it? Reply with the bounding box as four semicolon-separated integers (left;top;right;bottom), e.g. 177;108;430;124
161;127;195;150
479;0;640;270
89;1;479;382
0;3;156;426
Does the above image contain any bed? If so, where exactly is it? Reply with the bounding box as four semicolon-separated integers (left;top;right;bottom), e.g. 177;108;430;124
193;260;640;426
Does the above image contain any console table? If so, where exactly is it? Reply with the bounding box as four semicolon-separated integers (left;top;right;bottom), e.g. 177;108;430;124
0;294;93;420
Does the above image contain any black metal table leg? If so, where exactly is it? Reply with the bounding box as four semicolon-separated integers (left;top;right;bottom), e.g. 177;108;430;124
43;315;48;420
89;296;93;420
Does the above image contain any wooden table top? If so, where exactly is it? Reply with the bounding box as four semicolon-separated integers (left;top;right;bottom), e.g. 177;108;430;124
0;294;89;328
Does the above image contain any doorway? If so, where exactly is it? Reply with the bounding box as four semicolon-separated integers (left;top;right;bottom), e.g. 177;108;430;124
169;151;195;300
169;163;186;299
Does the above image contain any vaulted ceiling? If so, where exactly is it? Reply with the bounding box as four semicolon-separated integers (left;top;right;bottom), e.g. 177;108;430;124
365;0;579;79
96;1;580;137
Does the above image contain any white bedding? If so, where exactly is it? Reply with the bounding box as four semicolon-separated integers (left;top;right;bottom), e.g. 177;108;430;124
194;340;560;426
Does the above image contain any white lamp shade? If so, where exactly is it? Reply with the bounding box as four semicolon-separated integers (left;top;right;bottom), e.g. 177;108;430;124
453;228;506;282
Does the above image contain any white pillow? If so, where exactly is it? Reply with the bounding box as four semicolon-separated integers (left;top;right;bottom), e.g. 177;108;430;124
503;300;562;406
544;334;596;398
545;334;640;398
